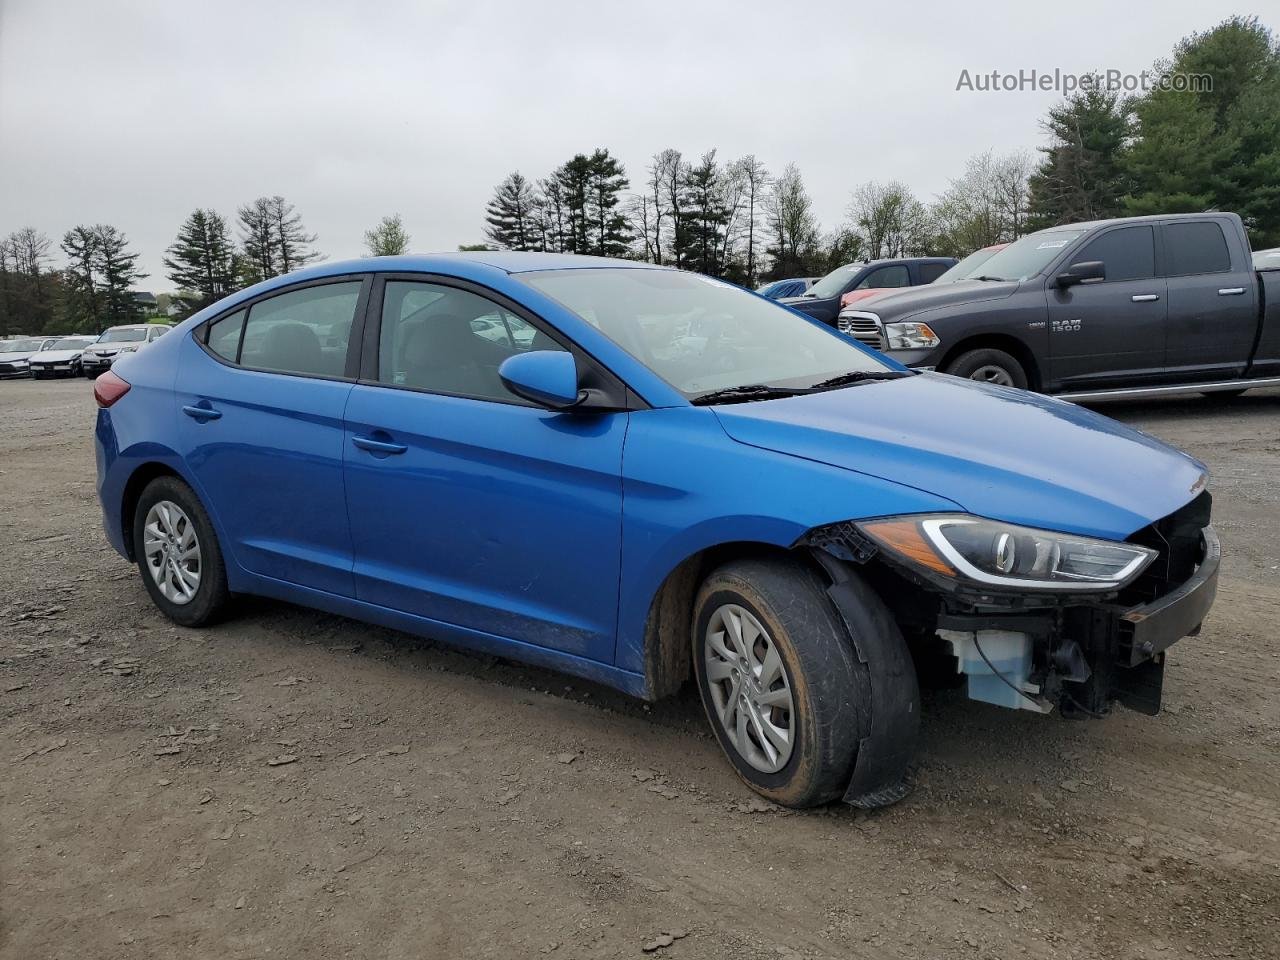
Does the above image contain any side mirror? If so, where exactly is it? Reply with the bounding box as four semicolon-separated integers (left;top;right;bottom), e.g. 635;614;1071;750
499;350;585;410
1055;260;1105;288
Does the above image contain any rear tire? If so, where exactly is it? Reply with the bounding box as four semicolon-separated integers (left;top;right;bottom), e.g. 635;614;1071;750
692;557;868;808
945;348;1028;390
132;476;231;627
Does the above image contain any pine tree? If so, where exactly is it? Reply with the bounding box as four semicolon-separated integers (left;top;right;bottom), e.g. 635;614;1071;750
1027;87;1132;228
268;196;319;274
237;198;278;284
484;173;539;250
364;214;411;256
164;209;237;312
677;151;730;276
60;226;103;332
585;148;631;257
1124;16;1280;245
95;225;146;329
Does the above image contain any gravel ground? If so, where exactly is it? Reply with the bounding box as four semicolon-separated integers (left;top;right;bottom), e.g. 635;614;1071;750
1;377;1278;960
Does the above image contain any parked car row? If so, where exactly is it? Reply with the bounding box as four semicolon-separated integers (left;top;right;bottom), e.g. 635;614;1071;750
0;324;172;380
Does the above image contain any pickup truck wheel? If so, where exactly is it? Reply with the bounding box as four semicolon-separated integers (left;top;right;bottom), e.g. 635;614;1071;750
692;558;866;808
945;348;1028;390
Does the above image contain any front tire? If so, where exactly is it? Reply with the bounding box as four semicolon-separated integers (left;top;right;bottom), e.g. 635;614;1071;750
692;558;867;808
945;348;1028;390
132;476;230;627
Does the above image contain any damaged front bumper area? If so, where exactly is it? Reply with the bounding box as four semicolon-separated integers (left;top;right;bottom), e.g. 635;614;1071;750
800;493;1219;806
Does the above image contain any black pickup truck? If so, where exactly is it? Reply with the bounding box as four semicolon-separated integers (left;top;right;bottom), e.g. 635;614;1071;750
836;213;1280;400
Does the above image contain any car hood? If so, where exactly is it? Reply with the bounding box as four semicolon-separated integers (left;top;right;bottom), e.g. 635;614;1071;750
853;279;1019;320
711;373;1207;541
0;351;34;361
31;349;86;362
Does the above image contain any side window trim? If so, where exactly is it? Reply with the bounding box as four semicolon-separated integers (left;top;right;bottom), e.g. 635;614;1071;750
1070;225;1157;283
1159;219;1234;278
194;274;372;383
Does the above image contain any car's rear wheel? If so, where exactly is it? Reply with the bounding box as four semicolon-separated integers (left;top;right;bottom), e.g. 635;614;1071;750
132;476;230;627
692;558;868;808
945;348;1028;390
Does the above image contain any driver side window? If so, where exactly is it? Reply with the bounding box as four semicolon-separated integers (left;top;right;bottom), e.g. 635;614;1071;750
377;281;566;402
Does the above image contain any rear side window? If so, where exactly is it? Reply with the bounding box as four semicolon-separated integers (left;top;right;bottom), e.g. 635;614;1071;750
236;282;361;377
1163;221;1232;276
918;263;949;283
855;265;910;289
1071;226;1156;281
206;310;246;362
377;281;565;402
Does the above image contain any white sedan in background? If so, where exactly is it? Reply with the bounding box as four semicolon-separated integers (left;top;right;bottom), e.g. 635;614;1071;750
0;336;58;378
28;335;99;379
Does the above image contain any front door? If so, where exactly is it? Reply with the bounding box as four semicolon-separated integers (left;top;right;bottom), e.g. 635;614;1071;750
1047;224;1168;388
342;277;626;663
175;278;366;596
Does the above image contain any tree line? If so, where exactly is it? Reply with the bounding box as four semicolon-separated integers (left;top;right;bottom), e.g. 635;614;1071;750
0;198;417;337
484;15;1280;284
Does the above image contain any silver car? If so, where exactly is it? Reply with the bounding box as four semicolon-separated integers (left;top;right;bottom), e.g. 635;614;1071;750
80;324;171;378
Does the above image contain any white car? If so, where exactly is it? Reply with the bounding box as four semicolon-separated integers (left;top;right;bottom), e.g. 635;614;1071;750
80;324;172;378
0;336;58;379
28;335;99;379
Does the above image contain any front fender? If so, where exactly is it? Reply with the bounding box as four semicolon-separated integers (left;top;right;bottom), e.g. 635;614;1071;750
615;407;958;675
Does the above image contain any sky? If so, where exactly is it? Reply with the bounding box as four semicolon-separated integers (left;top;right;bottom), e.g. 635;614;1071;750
0;0;1261;291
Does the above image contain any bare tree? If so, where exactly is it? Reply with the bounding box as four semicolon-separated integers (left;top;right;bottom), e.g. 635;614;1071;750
847;181;931;259
930;150;1032;255
764;163;821;278
729;156;770;285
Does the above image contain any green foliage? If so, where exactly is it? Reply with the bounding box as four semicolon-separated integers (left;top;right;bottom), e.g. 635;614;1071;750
1027;87;1133;228
59;224;146;334
1123;16;1280;246
164;209;237;315
364;214;411;257
0;228;58;336
484;174;539;250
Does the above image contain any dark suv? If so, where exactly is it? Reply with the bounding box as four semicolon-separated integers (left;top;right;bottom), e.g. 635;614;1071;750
780;257;956;326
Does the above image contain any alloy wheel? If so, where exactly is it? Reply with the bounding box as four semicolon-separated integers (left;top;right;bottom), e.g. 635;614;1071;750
143;500;202;605
969;364;1015;387
704;603;795;773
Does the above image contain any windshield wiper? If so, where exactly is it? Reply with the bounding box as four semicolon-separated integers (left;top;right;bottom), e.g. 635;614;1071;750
806;369;915;390
689;384;814;406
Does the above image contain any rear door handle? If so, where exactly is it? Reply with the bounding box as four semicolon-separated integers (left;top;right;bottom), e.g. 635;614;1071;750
1218;287;1246;296
351;436;407;456
182;403;222;422
1131;294;1160;302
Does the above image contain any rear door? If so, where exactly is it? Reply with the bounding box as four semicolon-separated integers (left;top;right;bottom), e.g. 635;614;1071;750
342;276;626;663
176;277;368;596
1047;224;1167;387
1161;219;1258;379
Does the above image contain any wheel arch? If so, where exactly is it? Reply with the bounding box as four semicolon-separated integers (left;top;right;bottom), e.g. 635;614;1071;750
641;540;824;700
118;461;184;561
937;333;1042;391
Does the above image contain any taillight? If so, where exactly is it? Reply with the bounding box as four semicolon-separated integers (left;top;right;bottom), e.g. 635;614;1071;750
94;370;131;408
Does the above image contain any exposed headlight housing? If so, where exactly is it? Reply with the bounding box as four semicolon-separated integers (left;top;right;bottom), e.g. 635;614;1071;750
858;514;1156;592
883;321;940;350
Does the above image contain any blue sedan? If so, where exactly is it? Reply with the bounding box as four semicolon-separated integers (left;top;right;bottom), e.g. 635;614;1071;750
94;252;1218;808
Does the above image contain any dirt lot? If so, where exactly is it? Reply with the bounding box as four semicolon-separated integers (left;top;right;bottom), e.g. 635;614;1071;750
1;378;1277;960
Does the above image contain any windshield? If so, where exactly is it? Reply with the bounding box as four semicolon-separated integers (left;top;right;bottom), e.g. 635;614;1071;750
52;337;94;350
807;263;865;299
520;268;895;398
99;327;147;344
934;246;1002;283
2;338;44;352
970;230;1086;281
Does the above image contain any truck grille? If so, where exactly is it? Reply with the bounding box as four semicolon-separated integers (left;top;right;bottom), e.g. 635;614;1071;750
837;314;885;350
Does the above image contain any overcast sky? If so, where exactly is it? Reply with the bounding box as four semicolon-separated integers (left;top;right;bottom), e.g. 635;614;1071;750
0;0;1257;289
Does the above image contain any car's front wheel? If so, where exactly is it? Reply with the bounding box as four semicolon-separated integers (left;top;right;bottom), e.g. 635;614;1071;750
692;558;870;808
945;348;1028;390
132;476;230;627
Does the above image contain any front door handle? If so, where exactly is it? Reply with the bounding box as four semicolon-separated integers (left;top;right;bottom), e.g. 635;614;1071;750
1131;294;1160;302
182;403;222;422
351;436;407;456
1218;287;1246;296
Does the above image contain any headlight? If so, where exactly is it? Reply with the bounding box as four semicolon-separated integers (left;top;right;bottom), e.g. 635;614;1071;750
858;514;1156;591
883;321;939;350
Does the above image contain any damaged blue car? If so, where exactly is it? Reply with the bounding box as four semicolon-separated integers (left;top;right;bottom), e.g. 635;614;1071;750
93;253;1219;808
